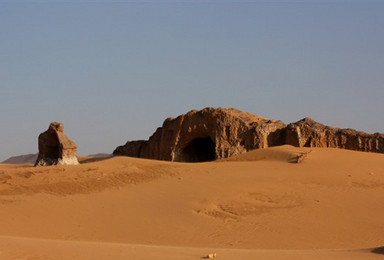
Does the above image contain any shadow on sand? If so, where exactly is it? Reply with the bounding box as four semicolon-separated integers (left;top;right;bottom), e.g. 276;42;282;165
371;247;384;255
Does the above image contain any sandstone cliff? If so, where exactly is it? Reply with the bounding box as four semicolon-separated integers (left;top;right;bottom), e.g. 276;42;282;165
114;108;384;162
114;108;286;162
35;122;79;166
285;117;384;152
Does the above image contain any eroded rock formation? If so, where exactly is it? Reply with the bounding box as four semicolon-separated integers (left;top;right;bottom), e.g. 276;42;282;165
35;122;79;166
113;108;286;162
285;117;384;152
114;108;384;162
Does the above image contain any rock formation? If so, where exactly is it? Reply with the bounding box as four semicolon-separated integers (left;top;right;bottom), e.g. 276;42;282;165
285;117;384;152
35;122;79;166
113;108;286;162
113;107;384;162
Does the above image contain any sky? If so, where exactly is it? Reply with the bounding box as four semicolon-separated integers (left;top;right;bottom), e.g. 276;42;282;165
0;0;384;161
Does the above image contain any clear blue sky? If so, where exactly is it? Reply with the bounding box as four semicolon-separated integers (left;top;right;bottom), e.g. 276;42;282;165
1;0;383;161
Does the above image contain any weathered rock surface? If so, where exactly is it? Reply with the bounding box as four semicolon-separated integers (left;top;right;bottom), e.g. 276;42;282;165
114;108;384;162
113;108;286;162
35;122;79;166
285;117;384;152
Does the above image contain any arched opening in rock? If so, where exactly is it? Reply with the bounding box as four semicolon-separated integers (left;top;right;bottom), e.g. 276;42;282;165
180;137;216;162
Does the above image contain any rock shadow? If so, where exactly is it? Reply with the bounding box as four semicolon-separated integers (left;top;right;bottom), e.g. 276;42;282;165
371;246;384;255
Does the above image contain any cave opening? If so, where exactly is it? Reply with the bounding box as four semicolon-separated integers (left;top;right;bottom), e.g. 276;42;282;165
180;137;216;162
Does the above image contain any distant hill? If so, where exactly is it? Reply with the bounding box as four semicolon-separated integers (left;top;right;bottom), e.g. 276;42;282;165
2;153;38;164
2;153;111;165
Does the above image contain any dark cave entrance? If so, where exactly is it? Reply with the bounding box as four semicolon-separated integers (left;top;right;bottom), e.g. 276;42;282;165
180;137;216;162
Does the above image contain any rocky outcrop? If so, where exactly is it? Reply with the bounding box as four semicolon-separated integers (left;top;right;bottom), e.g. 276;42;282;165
35;122;79;166
114;108;286;162
114;108;384;162
285;117;384;152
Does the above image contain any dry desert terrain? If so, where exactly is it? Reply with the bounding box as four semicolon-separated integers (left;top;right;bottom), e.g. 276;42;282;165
0;145;383;259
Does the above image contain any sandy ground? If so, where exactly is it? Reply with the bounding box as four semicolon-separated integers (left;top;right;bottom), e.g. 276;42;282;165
0;145;383;259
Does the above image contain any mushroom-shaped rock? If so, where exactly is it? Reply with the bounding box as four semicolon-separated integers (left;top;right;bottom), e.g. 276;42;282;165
34;122;79;166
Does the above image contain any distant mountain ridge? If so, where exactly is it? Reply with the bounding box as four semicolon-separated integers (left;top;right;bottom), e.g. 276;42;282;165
2;153;111;165
2;153;38;164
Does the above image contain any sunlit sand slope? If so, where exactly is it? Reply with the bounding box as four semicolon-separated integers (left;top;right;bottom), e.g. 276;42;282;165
0;145;383;259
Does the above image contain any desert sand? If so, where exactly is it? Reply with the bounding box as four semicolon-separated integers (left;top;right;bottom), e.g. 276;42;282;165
0;145;383;259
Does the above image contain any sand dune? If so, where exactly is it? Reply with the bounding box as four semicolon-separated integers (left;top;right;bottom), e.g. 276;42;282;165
0;146;383;259
1;235;382;260
223;145;310;162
